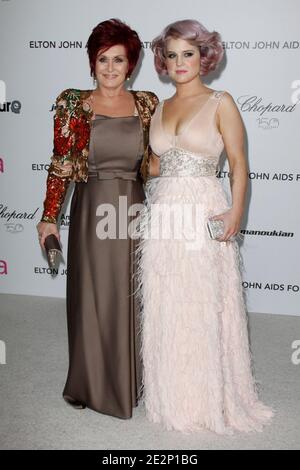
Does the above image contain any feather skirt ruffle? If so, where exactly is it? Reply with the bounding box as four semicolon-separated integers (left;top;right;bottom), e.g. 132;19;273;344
133;175;274;435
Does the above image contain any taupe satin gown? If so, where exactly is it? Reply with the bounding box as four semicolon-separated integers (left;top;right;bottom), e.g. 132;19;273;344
63;113;144;418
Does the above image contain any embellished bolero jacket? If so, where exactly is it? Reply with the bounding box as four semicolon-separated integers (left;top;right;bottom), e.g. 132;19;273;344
41;88;159;224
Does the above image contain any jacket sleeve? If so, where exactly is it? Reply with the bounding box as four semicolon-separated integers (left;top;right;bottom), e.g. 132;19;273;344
146;91;159;114
40;89;74;224
140;91;160;182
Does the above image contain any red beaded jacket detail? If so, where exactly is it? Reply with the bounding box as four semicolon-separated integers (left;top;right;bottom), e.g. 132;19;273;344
41;88;159;224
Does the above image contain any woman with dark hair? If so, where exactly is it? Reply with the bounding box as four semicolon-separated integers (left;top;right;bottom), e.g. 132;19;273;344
36;18;158;418
136;20;274;434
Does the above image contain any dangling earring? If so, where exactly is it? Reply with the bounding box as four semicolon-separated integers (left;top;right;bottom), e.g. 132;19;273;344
93;77;97;87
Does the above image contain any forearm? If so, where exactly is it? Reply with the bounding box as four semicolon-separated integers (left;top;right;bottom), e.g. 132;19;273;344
229;158;248;216
41;88;74;224
41;171;71;224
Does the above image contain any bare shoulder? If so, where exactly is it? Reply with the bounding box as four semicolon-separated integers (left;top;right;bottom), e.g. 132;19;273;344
215;91;244;136
216;91;242;123
217;91;238;110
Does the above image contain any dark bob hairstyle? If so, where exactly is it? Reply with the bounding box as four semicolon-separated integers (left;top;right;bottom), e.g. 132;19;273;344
86;18;142;79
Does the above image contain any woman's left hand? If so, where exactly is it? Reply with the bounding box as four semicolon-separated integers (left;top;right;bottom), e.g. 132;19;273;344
209;208;242;242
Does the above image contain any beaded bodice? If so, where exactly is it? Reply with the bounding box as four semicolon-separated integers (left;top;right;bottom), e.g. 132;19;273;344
150;91;225;177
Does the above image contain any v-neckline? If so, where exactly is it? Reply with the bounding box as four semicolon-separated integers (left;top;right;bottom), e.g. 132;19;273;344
160;92;215;138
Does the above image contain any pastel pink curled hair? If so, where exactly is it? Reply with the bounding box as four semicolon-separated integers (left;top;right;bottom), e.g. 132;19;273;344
151;19;224;76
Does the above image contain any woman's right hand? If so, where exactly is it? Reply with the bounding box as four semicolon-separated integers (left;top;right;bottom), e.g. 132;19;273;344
36;221;60;250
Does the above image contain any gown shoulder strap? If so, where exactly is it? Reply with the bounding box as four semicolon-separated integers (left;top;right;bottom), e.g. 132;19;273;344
212;90;226;101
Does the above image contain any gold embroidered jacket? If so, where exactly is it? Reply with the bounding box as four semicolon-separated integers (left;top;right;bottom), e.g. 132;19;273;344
41;88;159;223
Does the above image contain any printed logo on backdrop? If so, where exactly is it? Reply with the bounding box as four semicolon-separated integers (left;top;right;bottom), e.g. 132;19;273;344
0;80;21;113
50;101;57;112
0;204;38;234
59;213;70;229
243;281;299;294
0;99;22;114
0;260;8;275
217;169;300;183
29;41;82;49
32;163;50;172
223;40;300;50
141;41;152;49
0;157;4;173
237;95;298;130
28;40;152;51
34;265;67;277
247;171;300;182
240;228;294;238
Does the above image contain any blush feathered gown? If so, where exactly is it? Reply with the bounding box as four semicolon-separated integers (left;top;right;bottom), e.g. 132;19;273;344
134;90;274;434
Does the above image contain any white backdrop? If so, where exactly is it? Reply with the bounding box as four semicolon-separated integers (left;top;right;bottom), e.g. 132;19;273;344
0;0;299;315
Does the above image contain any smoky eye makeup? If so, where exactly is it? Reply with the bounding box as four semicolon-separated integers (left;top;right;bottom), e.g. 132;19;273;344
166;50;195;59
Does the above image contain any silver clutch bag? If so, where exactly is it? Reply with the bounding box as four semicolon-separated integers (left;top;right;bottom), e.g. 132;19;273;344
206;218;237;241
206;218;225;240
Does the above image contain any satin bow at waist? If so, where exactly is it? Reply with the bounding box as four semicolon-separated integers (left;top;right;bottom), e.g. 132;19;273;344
88;170;138;181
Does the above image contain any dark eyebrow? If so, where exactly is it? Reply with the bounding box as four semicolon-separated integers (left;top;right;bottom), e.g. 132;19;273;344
97;53;126;58
166;49;195;53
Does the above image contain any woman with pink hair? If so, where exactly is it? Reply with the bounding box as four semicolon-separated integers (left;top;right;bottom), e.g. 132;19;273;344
135;19;274;434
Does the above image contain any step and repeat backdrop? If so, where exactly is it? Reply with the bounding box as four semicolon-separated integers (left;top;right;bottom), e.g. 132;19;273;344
0;0;299;315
